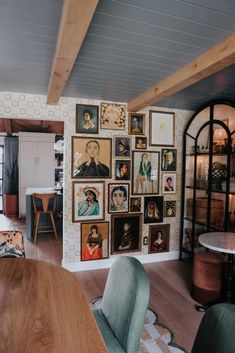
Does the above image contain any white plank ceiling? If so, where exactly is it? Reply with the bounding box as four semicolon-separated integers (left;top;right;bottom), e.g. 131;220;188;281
1;0;235;110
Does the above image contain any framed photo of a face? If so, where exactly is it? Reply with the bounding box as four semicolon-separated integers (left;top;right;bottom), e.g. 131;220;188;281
100;102;126;130
76;104;99;134
72;136;112;178
115;160;131;180
72;181;105;222
164;201;176;217
114;136;131;157
130;197;141;212
144;196;163;224
135;136;147;150
149;224;170;254
149;111;175;146
108;183;129;214
132;151;160;195
111;214;142;254
162;173;176;194
128;113;145;135
81;221;109;261
161;149;177;171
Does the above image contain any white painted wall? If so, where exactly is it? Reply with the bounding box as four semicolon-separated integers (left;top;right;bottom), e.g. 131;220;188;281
0;92;192;271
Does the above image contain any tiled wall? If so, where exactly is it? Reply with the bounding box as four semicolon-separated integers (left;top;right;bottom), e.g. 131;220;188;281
0;91;192;270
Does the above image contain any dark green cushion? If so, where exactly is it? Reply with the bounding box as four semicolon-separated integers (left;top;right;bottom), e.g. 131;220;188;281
97;256;150;353
192;303;235;353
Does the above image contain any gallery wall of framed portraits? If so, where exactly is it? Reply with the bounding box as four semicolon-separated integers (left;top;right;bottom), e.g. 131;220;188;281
0;92;192;271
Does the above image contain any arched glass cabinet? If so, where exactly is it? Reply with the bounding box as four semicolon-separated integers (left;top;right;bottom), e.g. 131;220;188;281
180;100;235;258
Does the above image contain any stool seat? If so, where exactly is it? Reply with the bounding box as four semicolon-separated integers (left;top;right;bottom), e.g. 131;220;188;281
192;252;226;305
32;193;58;243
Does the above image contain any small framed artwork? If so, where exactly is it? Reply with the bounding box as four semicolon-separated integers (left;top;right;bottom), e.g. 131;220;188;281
72;181;105;222
144;196;164;223
135;136;147;149
162;173;176;194
111;214;142;254
128;113;145;135
114;136;131;157
161;149;177;171
149;224;170;254
108;183;129;214
75;104;99;134
149;111;175;146
114;160;131;180
132;151;160;195
72;136;112;178
130;197;141;212
164;201;176;217
81;221;109;261
100;102;126;130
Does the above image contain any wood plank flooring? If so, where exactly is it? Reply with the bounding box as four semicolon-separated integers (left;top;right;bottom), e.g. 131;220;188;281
0;214;202;352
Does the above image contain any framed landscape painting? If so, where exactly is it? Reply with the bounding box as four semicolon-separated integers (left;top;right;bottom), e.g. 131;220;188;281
71;136;112;179
72;181;105;222
80;221;109;261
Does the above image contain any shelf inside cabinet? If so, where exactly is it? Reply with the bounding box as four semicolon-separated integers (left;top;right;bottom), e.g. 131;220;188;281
184;217;224;231
186;185;235;195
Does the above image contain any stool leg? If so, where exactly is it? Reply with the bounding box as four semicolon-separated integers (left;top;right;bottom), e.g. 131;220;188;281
34;213;40;244
50;212;58;240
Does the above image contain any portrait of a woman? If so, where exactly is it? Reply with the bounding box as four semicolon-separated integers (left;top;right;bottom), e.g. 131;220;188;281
82;225;103;261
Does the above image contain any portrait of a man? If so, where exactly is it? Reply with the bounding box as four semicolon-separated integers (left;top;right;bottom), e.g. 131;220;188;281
161;149;177;171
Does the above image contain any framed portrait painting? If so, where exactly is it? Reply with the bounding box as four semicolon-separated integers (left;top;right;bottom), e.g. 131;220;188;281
100;102;126;130
114;160;131;180
164;201;176;217
80;221;109;261
76;104;99;134
113;136;131;157
161;149;177;171
128;113;145;135
135;136;147;150
162;173;176;194
72;181;105;222
149;111;175;146
108;183;129;214
149;224;170;254
132;151;160;195
130;197;141;212
111;214;142;254
71;136;112;178
144;196;163;224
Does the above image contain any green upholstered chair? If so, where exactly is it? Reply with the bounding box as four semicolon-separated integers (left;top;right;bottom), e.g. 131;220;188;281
92;256;150;353
192;303;235;353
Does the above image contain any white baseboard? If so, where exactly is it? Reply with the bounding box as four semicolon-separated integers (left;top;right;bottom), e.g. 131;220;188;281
62;250;180;272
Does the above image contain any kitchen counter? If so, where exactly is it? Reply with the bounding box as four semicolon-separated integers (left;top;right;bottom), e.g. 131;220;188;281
26;188;63;240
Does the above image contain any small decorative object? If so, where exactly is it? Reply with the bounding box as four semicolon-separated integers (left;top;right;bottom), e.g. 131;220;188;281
148;224;170;254
164;201;176;217
100;102;126;130
114;136;131;157
135;136;147;149
130;197;141;212
144;196;164;224
72;181;105;222
128;113;145;135
111;214;142;254
162;173;176;194
211;161;227;190
114;160;131;180
161;149;177;171
71;136;112;178
80;222;109;261
149;111;175;146
76;104;99;134
108;183;129;214
132;151;160;195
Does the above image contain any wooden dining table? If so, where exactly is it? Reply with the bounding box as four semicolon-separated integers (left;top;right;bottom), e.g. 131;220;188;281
0;258;108;353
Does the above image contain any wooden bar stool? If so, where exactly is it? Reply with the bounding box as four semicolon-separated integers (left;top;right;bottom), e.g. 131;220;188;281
32;193;58;243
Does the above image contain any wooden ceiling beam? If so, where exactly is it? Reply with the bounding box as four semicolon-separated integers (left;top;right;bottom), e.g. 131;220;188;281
128;33;235;112
47;0;99;104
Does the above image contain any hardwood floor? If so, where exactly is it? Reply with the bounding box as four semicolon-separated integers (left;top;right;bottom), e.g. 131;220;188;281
0;214;202;352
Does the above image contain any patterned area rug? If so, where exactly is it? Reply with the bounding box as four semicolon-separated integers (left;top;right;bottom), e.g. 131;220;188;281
0;230;25;258
91;297;187;353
